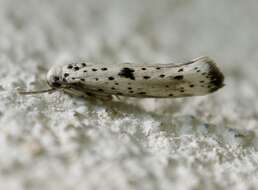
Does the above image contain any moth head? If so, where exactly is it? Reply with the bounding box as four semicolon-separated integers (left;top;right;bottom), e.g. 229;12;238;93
46;66;65;89
18;65;68;95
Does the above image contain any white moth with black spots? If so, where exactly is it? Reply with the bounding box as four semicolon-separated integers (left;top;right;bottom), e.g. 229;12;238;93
19;56;225;100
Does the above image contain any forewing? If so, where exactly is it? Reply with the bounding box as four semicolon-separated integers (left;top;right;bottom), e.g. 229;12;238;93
61;57;224;98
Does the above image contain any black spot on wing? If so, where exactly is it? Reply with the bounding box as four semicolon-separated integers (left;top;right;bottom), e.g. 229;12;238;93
174;75;184;80
143;76;150;79
189;84;195;88
67;65;73;69
118;68;135;80
74;66;80;71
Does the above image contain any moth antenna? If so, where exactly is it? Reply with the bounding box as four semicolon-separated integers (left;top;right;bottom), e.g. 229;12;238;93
18;88;56;95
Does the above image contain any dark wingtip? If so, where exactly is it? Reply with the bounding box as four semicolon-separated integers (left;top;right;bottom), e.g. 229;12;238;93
203;57;225;93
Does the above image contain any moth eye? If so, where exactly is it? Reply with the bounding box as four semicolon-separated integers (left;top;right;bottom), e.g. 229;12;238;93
50;76;62;88
51;82;61;88
54;76;59;81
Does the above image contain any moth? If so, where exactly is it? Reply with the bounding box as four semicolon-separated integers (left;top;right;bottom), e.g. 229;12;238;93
19;56;225;100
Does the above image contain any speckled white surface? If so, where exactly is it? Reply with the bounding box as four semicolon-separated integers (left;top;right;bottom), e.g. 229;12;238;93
1;0;258;189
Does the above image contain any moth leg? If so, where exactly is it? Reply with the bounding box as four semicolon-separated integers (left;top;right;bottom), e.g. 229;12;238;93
63;88;113;101
113;95;122;100
63;83;115;101
90;94;113;101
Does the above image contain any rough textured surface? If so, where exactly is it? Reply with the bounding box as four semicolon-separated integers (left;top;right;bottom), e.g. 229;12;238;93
1;0;258;189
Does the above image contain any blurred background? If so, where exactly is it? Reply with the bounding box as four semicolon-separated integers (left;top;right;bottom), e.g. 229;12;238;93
0;0;258;189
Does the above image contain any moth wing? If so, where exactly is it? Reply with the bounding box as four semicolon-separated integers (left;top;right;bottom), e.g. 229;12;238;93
61;56;224;99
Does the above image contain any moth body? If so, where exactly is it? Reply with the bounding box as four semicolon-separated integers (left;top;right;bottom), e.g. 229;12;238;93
45;56;224;99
